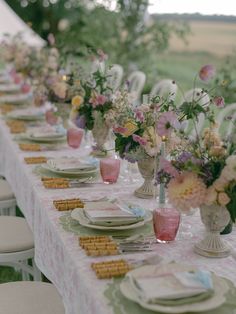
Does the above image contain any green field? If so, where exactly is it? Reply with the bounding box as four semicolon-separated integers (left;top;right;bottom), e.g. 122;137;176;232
143;20;236;93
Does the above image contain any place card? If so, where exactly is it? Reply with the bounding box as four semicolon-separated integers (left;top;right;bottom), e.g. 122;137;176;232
0;104;15;114
24;156;47;164
19;143;42;151
10;125;26;134
79;236;119;257
42;177;70;189
53;198;84;211
91;259;132;279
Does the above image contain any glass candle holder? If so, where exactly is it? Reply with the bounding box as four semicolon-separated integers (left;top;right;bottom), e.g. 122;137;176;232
100;158;121;184
153;204;180;243
67;128;84;149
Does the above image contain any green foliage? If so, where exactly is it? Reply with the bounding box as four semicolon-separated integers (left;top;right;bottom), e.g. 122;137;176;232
214;54;236;103
5;0;188;74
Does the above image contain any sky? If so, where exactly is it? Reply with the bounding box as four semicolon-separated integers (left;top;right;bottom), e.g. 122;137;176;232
148;0;236;16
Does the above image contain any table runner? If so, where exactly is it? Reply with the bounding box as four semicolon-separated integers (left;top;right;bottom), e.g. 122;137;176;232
1;118;236;314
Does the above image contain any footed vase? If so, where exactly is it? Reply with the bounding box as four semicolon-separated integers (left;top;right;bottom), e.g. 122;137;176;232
134;157;157;199
91;111;109;157
194;204;231;258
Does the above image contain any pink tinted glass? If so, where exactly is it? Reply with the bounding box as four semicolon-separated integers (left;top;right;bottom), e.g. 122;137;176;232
153;206;180;243
100;158;120;184
67;128;84;149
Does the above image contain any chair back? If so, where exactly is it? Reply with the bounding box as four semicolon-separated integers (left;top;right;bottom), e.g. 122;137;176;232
107;64;124;91
127;71;146;104
216;102;236;137
150;79;177;101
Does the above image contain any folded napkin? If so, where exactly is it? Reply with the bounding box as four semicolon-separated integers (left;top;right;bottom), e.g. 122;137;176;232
48;157;96;172
11;108;44;117
84;201;144;226
127;269;214;306
27;125;66;138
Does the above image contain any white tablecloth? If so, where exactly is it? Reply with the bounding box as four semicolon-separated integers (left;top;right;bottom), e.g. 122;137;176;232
1;118;236;314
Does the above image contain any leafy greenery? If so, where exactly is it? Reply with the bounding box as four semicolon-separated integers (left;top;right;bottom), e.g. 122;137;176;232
5;0;188;73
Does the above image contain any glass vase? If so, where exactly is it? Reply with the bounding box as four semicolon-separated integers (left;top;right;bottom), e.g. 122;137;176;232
91;111;109;157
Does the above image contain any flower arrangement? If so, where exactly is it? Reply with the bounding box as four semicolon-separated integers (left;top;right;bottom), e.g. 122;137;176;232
107;88;183;163
157;65;236;221
70;51;113;131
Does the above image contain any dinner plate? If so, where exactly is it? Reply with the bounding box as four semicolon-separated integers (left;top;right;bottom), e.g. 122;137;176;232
41;163;98;177
47;157;97;172
0;93;32;104
0;84;21;92
120;263;229;313
71;206;152;230
6;111;45;121
26;134;66;142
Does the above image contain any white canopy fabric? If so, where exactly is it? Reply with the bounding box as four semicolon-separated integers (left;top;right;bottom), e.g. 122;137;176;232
0;0;45;47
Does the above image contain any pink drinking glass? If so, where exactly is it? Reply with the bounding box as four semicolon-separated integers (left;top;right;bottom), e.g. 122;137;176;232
100;158;121;184
67;128;84;149
153;205;180;243
45;110;58;126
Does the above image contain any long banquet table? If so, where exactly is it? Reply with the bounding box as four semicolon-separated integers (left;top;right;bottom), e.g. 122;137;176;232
1;117;236;314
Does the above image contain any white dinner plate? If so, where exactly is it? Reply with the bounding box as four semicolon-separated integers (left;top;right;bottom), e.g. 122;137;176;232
71;205;152;230
0;93;32;104
47;157;97;172
41;163;98;176
6;111;44;121
26;134;66;142
120;263;229;313
0;84;21;92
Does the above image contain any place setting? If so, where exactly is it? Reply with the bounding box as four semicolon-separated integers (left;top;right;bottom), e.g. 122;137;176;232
5;107;45;121
104;261;236;314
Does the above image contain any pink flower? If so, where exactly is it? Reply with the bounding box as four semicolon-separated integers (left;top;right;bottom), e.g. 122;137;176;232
132;134;147;146
160;157;179;177
199;65;216;82
113;126;128;135
134;109;144;123
47;33;55;46
167;172;207;213
156;111;179;138
89;93;107;107
212;96;225;108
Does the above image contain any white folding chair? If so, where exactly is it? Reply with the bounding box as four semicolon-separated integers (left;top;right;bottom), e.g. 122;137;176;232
150;79;178;101
0;178;16;216
107;64;124;91
179;88;210;138
216;102;236;137
127;71;146;105
0;216;41;281
0;282;64;314
90;59;105;74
